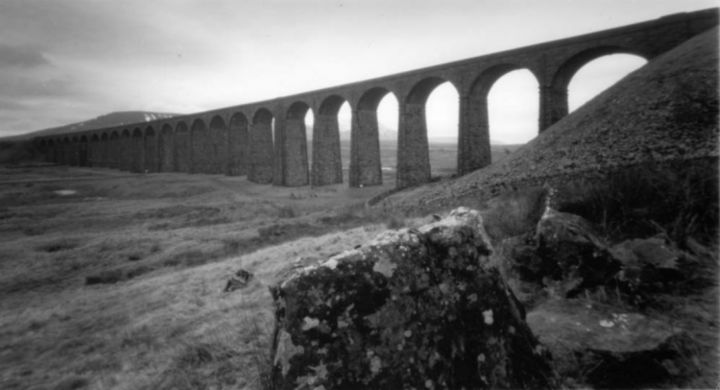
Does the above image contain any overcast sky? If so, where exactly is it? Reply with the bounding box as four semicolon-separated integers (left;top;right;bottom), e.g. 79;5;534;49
0;0;716;142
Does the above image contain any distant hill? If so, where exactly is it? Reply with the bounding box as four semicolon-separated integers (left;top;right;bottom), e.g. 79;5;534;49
16;111;178;140
339;126;513;145
339;124;397;141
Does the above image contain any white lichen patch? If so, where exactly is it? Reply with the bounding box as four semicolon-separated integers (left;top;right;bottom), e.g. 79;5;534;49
370;355;382;375
321;258;338;269
482;309;494;325
599;319;614;328
302;317;320;331
533;344;546;355
274;329;305;377
294;362;328;389
372;253;397;278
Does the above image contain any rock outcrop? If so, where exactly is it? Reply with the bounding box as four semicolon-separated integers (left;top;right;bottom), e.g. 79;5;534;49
535;208;620;297
269;207;557;389
527;299;702;388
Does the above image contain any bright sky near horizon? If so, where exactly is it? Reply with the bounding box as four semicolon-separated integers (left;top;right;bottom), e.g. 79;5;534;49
0;0;716;143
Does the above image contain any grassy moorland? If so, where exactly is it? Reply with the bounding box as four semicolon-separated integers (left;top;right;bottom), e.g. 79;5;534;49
0;142;518;389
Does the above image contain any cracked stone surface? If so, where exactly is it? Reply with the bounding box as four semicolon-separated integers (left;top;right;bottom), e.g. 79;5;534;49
269;207;557;389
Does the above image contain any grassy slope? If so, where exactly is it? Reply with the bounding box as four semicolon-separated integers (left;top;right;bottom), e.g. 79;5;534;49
0;167;401;389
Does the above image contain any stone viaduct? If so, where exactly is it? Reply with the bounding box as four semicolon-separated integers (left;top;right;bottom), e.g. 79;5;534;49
34;9;718;189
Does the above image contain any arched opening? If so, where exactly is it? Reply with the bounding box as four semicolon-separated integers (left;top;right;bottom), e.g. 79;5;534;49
352;87;398;187
175;122;191;173
209;116;228;174
338;102;352;171
399;77;459;187
131;128;144;173
159;124;174;172
314;95;347;186
546;47;648;127
487;69;539;147
282;101;312;186
423;80;459;177
305;109;314;173
191;119;208;174
466;65;537;171
144;126;157;172
568;53;647;112
229;112;249;176
249;108;275;184
377;93;399;183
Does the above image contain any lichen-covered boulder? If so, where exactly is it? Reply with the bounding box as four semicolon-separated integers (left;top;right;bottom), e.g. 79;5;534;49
269;207;557;389
610;236;684;291
535;208;620;296
527;299;701;388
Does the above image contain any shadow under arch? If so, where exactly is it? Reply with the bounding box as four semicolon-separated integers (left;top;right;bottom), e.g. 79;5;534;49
144;126;157;172
175;122;192;173
78;135;88;167
108;131;119;169
190;119;208;174
313;94;347;186
249;108;275;184
119;130;132;171
131;128;144;173
351;86;399;187
158;124;174;172
209;115;228;174
88;134;99;167
277;101;312;187
228;112;249;176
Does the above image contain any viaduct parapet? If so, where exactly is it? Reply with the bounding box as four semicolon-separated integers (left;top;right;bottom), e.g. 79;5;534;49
33;9;718;189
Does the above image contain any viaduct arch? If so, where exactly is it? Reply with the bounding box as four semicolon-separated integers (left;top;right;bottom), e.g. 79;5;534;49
33;9;718;189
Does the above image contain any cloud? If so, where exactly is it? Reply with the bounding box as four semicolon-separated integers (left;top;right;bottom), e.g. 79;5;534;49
0;44;50;68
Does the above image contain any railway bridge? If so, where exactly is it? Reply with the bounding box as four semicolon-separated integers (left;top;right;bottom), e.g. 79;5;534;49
34;8;718;189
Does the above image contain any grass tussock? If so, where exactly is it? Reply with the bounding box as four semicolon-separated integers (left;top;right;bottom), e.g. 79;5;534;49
154;318;273;390
559;159;718;244
35;237;82;253
85;265;154;285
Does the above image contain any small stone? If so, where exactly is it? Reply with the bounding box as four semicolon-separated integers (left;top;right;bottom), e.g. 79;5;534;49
483;309;494;325
370;356;382;375
599;320;614;328
302;317;320;331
